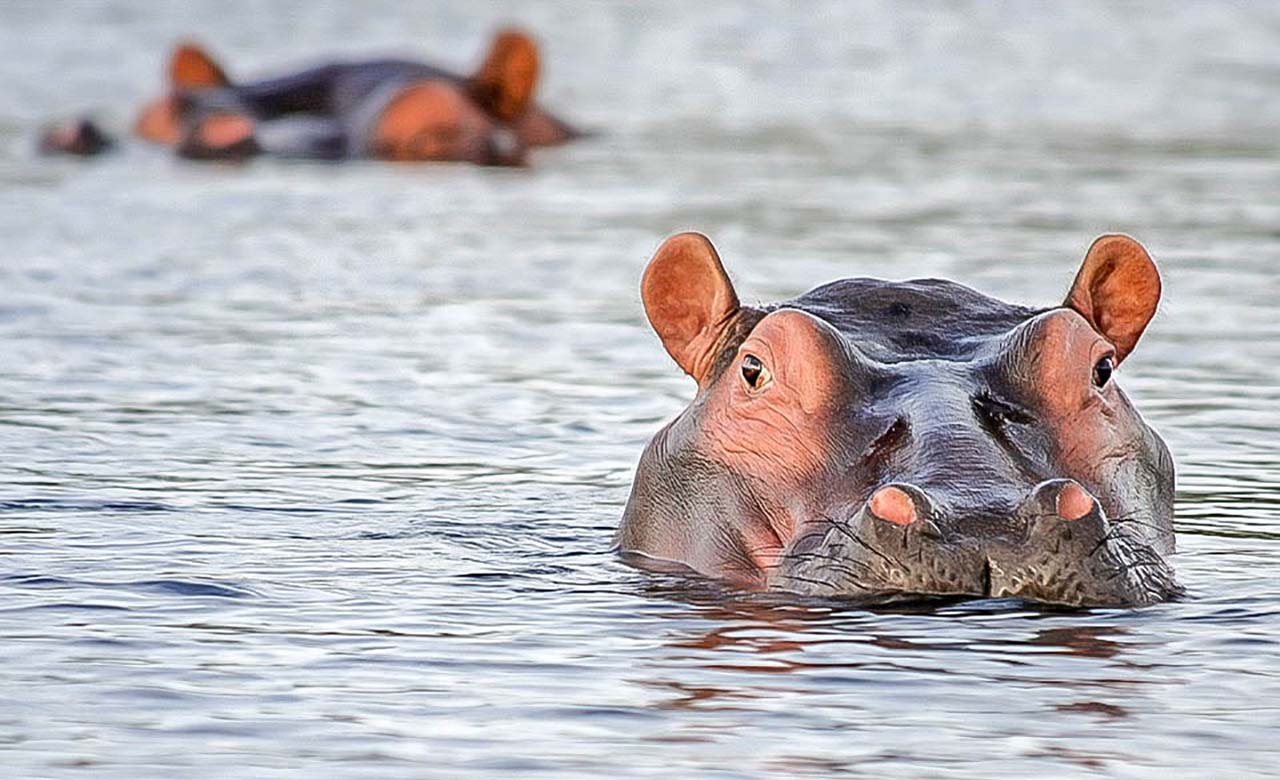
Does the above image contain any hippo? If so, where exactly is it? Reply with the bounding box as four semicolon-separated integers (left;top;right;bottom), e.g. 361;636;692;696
618;233;1179;607
44;28;580;165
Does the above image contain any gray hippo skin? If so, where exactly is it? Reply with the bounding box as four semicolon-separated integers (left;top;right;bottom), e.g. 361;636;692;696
618;233;1179;607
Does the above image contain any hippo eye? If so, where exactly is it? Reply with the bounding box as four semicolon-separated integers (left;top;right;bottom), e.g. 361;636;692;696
1093;355;1114;388
741;354;770;390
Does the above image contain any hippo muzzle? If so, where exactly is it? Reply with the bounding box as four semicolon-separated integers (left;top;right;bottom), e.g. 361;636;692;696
618;232;1179;608
775;479;1180;607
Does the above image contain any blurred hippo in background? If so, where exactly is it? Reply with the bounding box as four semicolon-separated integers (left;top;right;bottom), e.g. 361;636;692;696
41;28;581;165
619;233;1179;607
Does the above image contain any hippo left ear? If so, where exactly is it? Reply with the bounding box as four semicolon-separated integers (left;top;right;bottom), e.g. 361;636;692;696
1064;235;1161;364
642;233;742;386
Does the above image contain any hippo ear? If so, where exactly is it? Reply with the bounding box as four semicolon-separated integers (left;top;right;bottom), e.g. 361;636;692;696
1064;235;1161;364
170;41;230;89
468;29;540;122
642;233;741;384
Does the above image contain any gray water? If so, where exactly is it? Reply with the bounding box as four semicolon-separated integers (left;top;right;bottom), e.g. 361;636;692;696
2;2;1279;778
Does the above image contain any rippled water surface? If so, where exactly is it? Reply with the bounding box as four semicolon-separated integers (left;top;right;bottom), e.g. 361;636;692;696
3;2;1280;777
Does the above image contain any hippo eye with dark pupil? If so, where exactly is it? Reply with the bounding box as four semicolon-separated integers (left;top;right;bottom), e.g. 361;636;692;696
741;354;764;388
1093;355;1114;388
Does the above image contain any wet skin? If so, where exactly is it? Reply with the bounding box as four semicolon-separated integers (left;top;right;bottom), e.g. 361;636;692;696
618;233;1179;607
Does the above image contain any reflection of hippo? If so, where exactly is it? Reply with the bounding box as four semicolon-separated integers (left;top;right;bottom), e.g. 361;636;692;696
43;28;580;165
619;233;1179;607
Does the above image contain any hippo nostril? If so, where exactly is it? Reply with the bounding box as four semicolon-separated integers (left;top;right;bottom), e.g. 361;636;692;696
869;486;917;526
1055;481;1096;521
1025;478;1101;525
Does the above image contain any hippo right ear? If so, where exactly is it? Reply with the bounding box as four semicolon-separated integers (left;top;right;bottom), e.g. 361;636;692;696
170;41;231;88
641;233;742;385
1064;235;1161;364
468;29;540;122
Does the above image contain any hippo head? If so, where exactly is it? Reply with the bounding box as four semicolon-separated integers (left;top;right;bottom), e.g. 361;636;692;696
618;233;1179;607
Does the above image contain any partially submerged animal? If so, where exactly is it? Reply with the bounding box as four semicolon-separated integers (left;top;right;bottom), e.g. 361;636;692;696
618;233;1179;607
41;28;580;165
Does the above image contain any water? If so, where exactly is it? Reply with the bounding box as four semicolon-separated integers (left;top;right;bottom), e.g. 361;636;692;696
2;1;1279;777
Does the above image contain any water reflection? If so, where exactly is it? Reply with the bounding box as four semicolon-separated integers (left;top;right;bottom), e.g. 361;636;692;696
1028;626;1125;660
635;581;1154;710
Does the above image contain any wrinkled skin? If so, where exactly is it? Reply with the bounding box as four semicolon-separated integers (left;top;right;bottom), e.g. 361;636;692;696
618;233;1179;607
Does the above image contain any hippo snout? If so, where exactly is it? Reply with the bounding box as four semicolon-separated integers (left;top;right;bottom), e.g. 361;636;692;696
984;479;1182;606
482;127;527;166
772;479;1180;607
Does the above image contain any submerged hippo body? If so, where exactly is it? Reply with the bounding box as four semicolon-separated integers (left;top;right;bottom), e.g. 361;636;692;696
619;233;1179;607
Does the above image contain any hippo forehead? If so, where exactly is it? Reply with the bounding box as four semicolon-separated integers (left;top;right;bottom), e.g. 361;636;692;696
774;277;1045;363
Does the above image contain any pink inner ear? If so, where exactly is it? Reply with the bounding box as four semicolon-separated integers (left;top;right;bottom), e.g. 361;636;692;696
1065;235;1161;364
641;233;739;384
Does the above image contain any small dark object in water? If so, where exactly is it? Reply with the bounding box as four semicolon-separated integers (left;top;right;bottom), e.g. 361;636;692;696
38;117;114;157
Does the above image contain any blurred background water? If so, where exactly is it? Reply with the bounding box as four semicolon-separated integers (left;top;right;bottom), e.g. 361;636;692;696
1;1;1279;778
